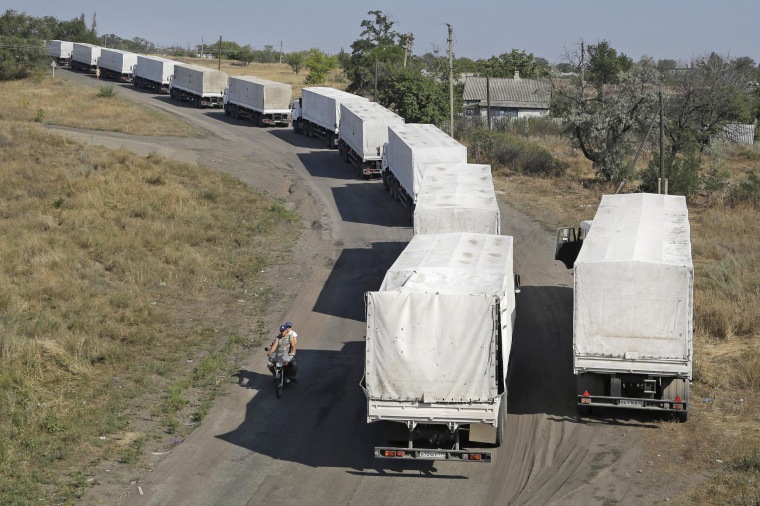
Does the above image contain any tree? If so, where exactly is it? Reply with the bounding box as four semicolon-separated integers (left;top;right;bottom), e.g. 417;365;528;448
235;45;255;66
381;68;449;124
665;53;755;156
552;43;661;180
476;49;549;78
303;48;337;84
586;40;632;87
284;52;305;74
345;10;405;95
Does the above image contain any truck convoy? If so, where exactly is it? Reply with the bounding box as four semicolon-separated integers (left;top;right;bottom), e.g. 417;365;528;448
292;87;367;148
364;232;517;461
224;76;292;127
338;101;405;179
413;163;501;236
555;193;693;421
133;55;177;94
98;48;138;82
169;64;228;108
47;40;73;66
70;43;100;73
382;123;468;221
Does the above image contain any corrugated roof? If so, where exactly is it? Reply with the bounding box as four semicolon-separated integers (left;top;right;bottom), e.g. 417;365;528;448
463;76;551;109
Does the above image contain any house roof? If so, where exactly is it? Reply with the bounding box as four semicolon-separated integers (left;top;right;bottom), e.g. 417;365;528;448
463;76;551;109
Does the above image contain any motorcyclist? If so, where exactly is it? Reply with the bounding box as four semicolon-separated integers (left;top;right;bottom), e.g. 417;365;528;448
266;322;298;382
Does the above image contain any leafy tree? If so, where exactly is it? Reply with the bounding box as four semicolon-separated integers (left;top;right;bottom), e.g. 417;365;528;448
665;53;755;155
235;45;255;66
585;40;633;89
381;68;449;123
285;52;305;74
552;44;661;181
476;49;549;78
346;10;405;95
303;48;336;84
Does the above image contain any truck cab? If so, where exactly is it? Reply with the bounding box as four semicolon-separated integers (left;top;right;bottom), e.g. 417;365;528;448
555;220;592;269
291;98;303;133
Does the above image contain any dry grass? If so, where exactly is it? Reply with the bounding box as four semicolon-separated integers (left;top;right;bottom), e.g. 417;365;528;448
492;139;760;506
0;75;203;137
0;122;301;503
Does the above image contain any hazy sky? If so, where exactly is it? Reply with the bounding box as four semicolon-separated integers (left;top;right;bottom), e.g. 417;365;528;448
6;1;759;64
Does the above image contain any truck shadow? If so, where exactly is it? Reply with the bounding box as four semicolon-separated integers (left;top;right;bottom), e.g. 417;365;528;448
217;343;461;476
331;183;412;227
269;128;333;150
507;285;577;417
295;151;356;181
312;242;407;321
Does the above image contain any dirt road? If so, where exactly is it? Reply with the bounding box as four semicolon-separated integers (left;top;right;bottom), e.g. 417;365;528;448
56;70;679;505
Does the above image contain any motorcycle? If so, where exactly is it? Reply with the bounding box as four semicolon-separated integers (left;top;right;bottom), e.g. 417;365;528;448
265;347;293;398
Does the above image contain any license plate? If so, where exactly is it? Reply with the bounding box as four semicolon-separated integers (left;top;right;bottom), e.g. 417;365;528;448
417;451;446;459
619;399;643;407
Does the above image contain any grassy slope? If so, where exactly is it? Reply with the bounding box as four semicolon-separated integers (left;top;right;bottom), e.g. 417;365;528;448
0;118;300;502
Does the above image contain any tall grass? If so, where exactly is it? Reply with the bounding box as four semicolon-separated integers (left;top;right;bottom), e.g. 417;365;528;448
0;123;301;503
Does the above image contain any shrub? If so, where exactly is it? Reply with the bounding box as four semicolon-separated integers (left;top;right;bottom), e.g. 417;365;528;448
97;85;115;98
728;170;760;206
638;151;702;197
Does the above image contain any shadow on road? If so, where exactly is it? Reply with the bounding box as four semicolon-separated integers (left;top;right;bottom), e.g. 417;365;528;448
312;242;407;321
218;342;458;476
269;128;333;150
508;285;576;418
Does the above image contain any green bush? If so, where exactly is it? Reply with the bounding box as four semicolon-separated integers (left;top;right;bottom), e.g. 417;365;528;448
97;85;115;98
459;126;568;177
729;170;760;205
639;152;702;197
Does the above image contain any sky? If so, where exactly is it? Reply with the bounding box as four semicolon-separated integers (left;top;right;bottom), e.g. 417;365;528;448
6;0;760;64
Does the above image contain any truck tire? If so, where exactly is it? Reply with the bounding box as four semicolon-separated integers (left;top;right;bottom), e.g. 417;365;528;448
195;97;202;108
327;133;334;148
409;203;415;224
382;172;390;191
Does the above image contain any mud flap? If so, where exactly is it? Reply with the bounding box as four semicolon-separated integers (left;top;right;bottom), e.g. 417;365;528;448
469;423;496;444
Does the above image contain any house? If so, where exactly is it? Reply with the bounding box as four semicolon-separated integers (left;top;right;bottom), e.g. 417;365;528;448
463;73;551;119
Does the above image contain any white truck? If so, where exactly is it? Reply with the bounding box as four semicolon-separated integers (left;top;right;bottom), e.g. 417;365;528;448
223;76;292;127
291;87;367;148
364;232;519;462
98;48;138;82
47;40;73;66
338;101;404;179
169;64;228;108
555;193;693;421
413;163;501;236
70;43;101;73
382;123;468;221
133;55;177;94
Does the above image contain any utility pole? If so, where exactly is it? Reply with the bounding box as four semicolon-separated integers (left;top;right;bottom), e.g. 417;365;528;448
659;88;667;194
486;75;492;130
218;35;222;70
446;23;454;137
403;33;413;68
201;36;204;58
374;58;378;102
280;40;283;64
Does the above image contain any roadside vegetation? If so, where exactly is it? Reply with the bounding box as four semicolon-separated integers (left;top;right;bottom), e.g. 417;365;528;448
0;122;301;503
0;75;202;136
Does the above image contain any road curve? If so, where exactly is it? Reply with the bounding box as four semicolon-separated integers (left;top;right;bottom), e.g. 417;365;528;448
57;69;658;506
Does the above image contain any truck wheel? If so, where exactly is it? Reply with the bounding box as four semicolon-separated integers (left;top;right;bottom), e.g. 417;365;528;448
382;172;390;191
357;166;364;180
327;133;334;148
392;180;400;201
409;203;415;225
195;97;202;108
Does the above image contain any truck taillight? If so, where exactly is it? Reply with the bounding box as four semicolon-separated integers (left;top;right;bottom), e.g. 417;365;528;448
468;454;483;461
381;450;405;457
673;396;684;410
580;390;592;404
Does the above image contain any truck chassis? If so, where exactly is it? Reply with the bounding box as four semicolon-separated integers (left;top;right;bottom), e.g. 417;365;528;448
169;87;223;109
338;139;381;179
224;103;289;127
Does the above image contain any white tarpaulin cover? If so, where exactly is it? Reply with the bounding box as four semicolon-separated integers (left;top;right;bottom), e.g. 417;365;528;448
72;43;100;65
574;193;693;373
302;87;367;131
366;233;515;403
387;124;467;200
135;55;177;84
339;101;404;161
413;163;500;235
227;76;292;113
99;48;138;74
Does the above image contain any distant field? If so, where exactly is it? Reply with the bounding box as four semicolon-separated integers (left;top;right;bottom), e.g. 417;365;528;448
170;56;348;98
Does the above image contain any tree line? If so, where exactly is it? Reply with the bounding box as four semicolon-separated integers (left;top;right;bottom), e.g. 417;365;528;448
4;8;760;201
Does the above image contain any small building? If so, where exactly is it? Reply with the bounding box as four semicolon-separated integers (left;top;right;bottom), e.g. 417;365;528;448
463;73;551;120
